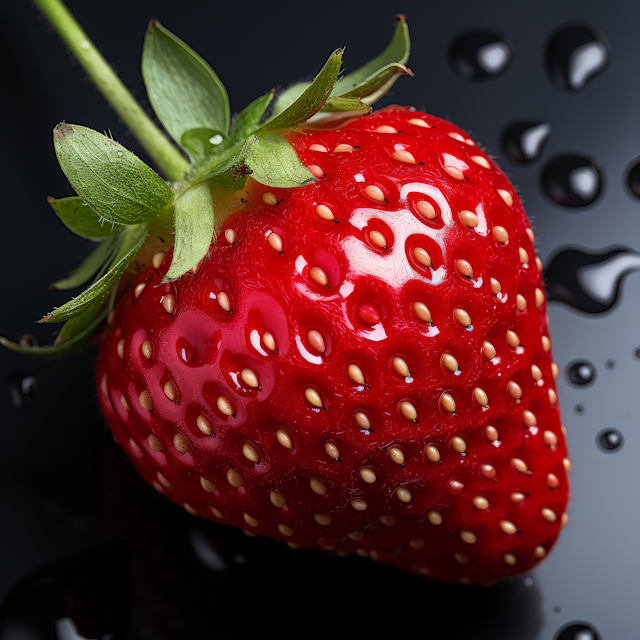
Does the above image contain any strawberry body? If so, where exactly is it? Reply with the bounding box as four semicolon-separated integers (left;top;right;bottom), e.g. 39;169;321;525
96;106;569;585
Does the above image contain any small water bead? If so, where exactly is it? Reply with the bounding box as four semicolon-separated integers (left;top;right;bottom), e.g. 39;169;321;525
567;360;596;386
597;428;624;453
449;31;512;79
554;622;602;640
546;24;610;91
542;155;602;207
7;372;38;408
502;121;552;163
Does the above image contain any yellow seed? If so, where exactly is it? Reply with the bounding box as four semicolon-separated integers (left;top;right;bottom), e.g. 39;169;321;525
241;368;259;388
268;233;283;253
152;252;166;269
375;125;398;133
148;434;162;451
561;513;569;528
388;447;405;465
305;387;323;408
263;332;276;352
225;228;236;244
278;524;293;536
508;381;522;400
270;492;286;508
210;507;223;519
551;362;559;380
244;513;259;528
393;149;416;163
184;504;198;516
425;446;440;463
262;192;278;205
348;531;365;541
309;266;329;287
364;185;386;202
242;442;260;462
314;513;332;526
491;278;502;295
276;428;293;449
473;496;489;510
485;426;499;441
162;294;176;316
139;390;153;411
506;330;520;347
413;247;432;267
459;210;479;227
548;388;558;404
511;458;529;474
414;302;432;322
498;189;513;206
116;339;125;360
442;353;458;372
543;430;558;446
516;294;527;311
416;200;436;219
460;530;477;544
141;340;153;359
511;492;525;503
348;364;365;385
396;487;412;503
393;357;410;377
306;330;326;353
354;412;370;430
200;476;217;493
351;498;369;511
455;308;471;327
427;510;442;526
409;539;425;550
316;204;335;220
333;144;353;153
217;395;234;416
217;292;231;312
369;230;387;247
531;365;543;381
451;436;466;453
471;155;491;168
547;473;560;488
227;469;243;488
157;471;171;489
519;247;529;265
493;226;509;243
164;380;178;401
309;144;327;152
474;387;488;406
535;288;545;307
310;478;328;495
481;464;496;479
360;468;377;483
441;393;456;413
541;508;557;523
536;256;544;272
455;553;471;565
134;283;146;298
526;228;535;243
523;410;537;427
456;259;473;277
408;118;430;128
173;432;190;453
400;401;417;420
443;164;465;180
534;546;547;559
325;442;340;460
197;414;213;435
542;335;552;352
500;520;517;534
503;553;517;566
483;341;496;359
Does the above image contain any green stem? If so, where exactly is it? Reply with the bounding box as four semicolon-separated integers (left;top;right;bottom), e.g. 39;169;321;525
34;0;189;182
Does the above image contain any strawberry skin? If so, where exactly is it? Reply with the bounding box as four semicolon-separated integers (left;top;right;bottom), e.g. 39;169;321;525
96;106;569;585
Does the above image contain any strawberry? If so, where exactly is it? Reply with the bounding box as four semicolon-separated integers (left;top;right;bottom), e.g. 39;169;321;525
4;5;569;586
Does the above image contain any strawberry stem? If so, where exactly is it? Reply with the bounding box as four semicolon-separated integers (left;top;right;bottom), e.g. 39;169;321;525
34;0;189;182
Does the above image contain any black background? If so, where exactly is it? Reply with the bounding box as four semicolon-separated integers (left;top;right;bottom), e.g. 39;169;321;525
1;1;638;638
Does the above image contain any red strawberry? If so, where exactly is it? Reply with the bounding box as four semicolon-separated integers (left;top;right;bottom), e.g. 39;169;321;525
96;106;569;585
4;10;569;586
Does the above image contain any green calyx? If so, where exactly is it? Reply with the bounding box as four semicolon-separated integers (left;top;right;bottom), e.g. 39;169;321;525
3;3;411;356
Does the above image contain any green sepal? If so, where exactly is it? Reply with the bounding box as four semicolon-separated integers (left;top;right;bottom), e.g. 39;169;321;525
338;63;413;106
41;224;148;324
321;96;371;113
54;124;174;226
262;50;343;131
164;181;215;282
142;20;230;157
0;308;108;357
50;233;119;291
229;92;275;145
48;195;119;240
54;293;106;346
332;14;410;98
243;133;316;188
180;128;226;163
210;171;248;193
269;82;310;121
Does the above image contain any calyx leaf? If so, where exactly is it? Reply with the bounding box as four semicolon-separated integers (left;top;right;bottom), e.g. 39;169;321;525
41;224;148;324
229;92;275;145
48;195;119;240
180;128;226;163
164;181;215;282
54;124;174;225
142;20;230;158
243;133;316;188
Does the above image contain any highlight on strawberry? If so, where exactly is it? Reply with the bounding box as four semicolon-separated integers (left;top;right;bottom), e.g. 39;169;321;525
2;0;569;586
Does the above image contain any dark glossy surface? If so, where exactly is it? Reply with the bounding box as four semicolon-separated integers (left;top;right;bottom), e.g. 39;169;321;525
2;0;639;638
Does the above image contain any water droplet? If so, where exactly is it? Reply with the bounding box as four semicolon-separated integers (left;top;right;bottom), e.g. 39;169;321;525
7;371;38;408
502;121;551;163
625;156;640;200
605;359;615;369
574;403;585;414
566;360;596;386
542;155;602;207
176;336;195;364
546;247;640;313
554;623;601;640
209;134;223;145
546;25;610;91
449;31;512;79
597;428;624;453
